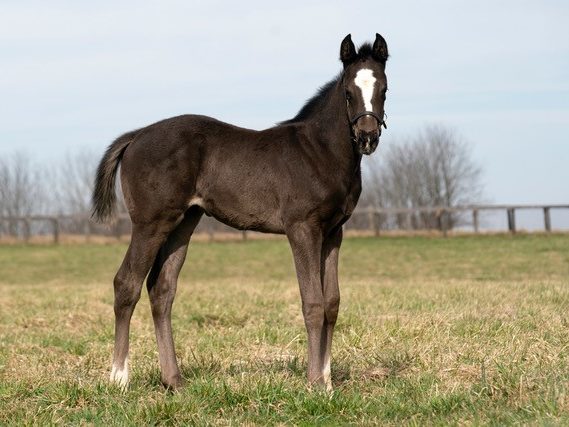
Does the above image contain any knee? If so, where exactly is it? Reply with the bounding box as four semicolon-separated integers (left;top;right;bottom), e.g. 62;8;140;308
148;281;176;317
113;273;141;309
302;302;325;328
324;295;340;324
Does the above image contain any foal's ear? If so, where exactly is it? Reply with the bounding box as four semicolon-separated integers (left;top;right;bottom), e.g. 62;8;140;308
340;34;357;66
372;33;389;63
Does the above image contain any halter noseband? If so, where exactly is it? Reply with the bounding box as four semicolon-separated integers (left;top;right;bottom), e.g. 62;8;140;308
349;111;387;128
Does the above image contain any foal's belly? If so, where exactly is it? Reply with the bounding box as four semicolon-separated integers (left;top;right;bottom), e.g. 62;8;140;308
189;194;285;234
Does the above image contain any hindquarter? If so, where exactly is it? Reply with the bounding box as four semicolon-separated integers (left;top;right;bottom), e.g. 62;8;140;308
119;119;205;225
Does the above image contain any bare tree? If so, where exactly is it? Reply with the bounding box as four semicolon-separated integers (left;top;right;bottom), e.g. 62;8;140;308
0;152;47;216
49;147;134;236
363;125;484;229
0;152;49;235
0;148;112;238
53;149;100;215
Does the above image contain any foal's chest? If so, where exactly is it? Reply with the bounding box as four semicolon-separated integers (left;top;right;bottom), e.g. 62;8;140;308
324;170;362;231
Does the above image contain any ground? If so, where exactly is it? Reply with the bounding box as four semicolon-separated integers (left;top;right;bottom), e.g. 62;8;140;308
0;234;568;425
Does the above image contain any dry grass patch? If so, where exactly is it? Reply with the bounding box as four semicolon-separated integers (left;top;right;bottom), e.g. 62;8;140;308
0;235;568;424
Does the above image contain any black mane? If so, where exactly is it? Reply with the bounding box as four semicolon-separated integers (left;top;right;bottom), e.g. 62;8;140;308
280;43;380;125
279;75;340;125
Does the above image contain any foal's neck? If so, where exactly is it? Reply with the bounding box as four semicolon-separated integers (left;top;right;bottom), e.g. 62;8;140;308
310;80;361;172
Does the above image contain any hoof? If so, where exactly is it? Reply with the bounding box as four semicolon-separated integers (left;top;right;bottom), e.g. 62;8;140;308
162;374;185;391
110;375;129;391
307;376;330;392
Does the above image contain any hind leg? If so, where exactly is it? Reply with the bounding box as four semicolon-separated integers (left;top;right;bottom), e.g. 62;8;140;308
146;207;203;389
110;222;173;388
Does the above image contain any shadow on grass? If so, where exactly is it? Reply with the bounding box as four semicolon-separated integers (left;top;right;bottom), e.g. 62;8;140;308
134;348;418;393
332;349;416;389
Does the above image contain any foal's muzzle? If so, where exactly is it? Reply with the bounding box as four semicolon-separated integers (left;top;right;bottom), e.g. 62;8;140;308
351;111;386;155
356;130;380;155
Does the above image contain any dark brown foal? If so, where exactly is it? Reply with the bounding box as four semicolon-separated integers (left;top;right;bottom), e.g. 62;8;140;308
94;33;388;391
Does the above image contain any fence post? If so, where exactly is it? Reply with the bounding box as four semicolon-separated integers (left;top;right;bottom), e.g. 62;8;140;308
207;224;214;242
472;209;479;233
84;218;92;243
8;218;17;237
543;207;551;232
52;217;60;244
373;212;380;236
377;212;385;236
507;208;516;234
367;210;377;236
242;230;247;241
23;218;31;242
440;209;448;237
114;218;122;241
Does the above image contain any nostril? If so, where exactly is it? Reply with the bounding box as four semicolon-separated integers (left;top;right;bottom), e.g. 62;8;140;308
359;131;377;142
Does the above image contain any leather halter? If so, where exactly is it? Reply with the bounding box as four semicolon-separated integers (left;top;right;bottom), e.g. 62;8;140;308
349;110;387;128
343;76;387;129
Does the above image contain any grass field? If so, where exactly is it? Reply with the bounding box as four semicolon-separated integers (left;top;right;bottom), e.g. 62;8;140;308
0;234;568;425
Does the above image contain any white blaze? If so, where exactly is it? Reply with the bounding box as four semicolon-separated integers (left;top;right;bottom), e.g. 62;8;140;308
354;69;376;112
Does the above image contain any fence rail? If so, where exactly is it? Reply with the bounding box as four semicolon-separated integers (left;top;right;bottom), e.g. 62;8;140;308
1;204;568;243
354;204;569;236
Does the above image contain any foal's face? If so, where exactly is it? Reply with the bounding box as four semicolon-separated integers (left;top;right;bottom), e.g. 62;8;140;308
344;61;387;155
340;33;389;155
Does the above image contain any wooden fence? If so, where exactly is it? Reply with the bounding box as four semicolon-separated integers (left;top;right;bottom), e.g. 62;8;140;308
0;204;568;243
352;204;569;237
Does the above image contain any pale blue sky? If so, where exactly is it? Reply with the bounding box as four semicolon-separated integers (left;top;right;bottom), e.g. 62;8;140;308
1;0;568;205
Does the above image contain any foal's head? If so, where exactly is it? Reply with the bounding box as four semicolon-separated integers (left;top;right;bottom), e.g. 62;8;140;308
340;34;389;155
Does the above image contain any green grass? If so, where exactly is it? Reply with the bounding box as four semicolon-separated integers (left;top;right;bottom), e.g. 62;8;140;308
0;234;568;425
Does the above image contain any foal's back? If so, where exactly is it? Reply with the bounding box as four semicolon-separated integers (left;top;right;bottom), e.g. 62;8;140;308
120;114;321;232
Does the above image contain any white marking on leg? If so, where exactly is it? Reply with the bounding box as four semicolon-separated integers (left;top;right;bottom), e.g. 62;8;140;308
110;356;129;389
354;68;377;112
188;196;204;208
322;354;332;392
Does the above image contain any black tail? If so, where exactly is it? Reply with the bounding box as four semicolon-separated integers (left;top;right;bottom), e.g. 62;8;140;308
91;129;140;223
